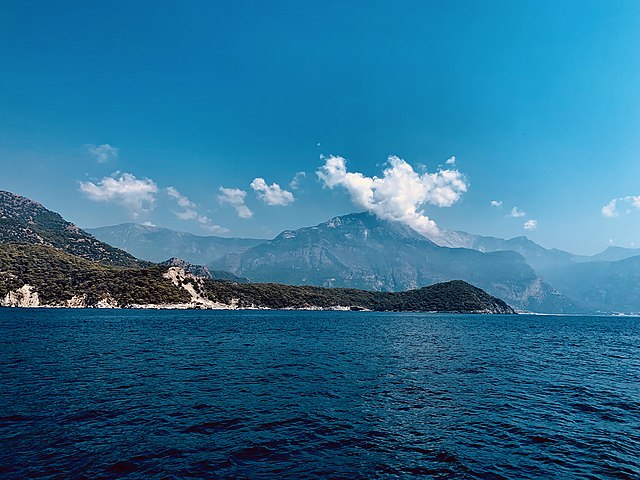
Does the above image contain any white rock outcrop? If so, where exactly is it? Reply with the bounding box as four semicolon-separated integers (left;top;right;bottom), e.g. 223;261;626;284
2;284;40;307
162;267;238;309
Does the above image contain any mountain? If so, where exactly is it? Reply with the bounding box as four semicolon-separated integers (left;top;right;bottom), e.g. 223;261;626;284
87;223;266;265
0;190;142;267
585;246;640;263
432;230;581;271
541;256;640;313
0;243;513;313
214;212;576;313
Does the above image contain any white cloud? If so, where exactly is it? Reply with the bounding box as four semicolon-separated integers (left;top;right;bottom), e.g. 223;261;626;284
601;199;619;218
290;171;306;190
524;219;538;230
85;143;119;163
166;186;195;209
509;206;526;218
445;156;456;165
316;154;467;237
166;187;227;233
490;200;503;207
79;172;158;218
166;186;199;220
218;187;253;218
197;214;229;234
141;221;156;227
250;178;295;206
602;196;640;218
167;188;198;220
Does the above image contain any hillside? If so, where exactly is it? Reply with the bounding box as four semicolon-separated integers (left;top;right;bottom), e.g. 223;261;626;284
0;243;514;313
0;191;143;267
214;212;576;313
542;256;640;313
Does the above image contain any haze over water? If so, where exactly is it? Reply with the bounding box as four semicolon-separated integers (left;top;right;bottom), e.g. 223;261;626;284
1;309;639;479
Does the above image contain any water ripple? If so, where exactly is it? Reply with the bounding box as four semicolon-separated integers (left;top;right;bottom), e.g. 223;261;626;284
0;309;639;479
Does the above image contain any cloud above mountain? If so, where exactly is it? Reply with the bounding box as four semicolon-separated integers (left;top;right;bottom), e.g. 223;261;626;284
316;154;467;236
524;219;538;230
166;186;227;233
290;171;306;189
509;206;526;218
250;178;295;206
166;186;197;220
602;196;640;218
79;172;158;218
218;187;253;218
85;143;119;163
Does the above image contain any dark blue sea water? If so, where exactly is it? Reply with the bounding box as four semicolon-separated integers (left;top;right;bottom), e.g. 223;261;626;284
0;309;639;479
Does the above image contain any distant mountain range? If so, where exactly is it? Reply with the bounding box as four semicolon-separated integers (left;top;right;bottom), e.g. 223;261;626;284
212;212;576;313
88;211;640;314
87;223;265;264
0;190;510;313
5;188;639;314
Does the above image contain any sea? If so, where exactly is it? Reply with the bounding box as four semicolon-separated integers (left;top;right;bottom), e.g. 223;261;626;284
0;309;638;479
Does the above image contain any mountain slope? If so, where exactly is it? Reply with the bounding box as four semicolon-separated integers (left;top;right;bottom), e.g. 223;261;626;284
585;246;640;263
87;223;266;264
0;191;142;267
215;212;576;313
0;243;513;313
542;256;640;313
433;230;581;271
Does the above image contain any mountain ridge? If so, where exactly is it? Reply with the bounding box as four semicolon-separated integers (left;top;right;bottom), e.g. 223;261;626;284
0;190;143;267
214;212;577;313
87;223;266;265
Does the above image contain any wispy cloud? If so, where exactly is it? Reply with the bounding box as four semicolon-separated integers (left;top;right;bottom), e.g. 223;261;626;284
79;172;158;218
166;186;197;220
197;215;229;234
85;143;119;163
166;186;227;232
490;200;502;207
601;196;640;218
218;187;253;218
524;219;538;230
316;154;467;236
290;171;306;190
445;156;456;165
509;206;526;218
250;178;295;206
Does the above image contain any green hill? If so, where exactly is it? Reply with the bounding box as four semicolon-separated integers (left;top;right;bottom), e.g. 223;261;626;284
0;243;514;313
0;190;143;267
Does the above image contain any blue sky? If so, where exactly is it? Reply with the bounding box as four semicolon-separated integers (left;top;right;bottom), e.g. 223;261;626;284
1;1;639;254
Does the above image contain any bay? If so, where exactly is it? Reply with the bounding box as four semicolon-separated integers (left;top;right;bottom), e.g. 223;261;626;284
1;309;639;478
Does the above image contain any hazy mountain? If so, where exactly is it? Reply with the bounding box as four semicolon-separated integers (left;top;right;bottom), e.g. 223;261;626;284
87;223;266;265
585;246;640;263
432;230;581;271
434;230;640;270
542;256;640;313
0;190;142;267
215;212;577;313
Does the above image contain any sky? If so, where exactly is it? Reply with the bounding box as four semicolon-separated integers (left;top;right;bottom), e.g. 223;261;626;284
1;0;639;254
